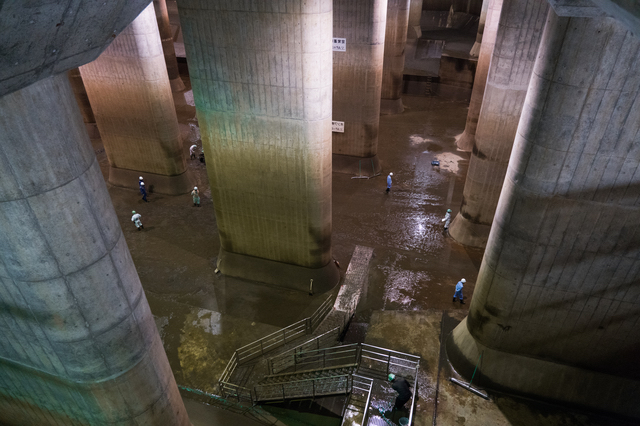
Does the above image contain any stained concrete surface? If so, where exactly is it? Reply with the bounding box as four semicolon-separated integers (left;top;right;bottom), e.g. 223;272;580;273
89;64;635;425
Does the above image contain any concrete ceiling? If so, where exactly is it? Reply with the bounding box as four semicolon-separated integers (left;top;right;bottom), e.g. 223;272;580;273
0;0;151;97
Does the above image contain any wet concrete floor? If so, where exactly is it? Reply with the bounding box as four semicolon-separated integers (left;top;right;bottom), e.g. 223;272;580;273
94;65;635;425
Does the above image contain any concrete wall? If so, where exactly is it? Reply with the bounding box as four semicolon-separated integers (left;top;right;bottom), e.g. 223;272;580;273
177;0;339;290
0;74;188;426
448;9;640;418
81;4;192;195
332;0;388;175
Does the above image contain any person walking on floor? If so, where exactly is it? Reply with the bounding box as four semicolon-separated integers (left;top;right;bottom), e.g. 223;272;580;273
386;172;393;193
191;186;200;207
453;278;465;304
388;374;412;411
190;144;198;159
139;176;148;202
442;208;452;230
131;211;143;230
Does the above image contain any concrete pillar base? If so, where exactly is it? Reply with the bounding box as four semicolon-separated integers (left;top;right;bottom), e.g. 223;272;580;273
448;214;490;248
170;77;185;92
332;154;381;177
446;318;640;419
108;166;194;195
380;98;404;115
455;128;475;152
217;247;341;294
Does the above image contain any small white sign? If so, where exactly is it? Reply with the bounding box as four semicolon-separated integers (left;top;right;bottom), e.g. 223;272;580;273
332;121;344;133
332;38;346;52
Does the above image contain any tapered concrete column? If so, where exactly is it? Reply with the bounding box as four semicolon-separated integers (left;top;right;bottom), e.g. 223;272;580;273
332;0;388;176
0;74;188;425
407;0;423;40
448;10;640;418
380;0;411;114
455;0;502;151
80;4;192;195
469;0;489;57
449;0;548;247
153;0;185;92
177;0;339;290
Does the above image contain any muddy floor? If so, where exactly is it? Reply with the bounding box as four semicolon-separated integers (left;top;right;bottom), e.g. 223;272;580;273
93;64;634;425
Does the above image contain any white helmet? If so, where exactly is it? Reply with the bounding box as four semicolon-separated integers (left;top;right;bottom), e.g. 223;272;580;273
139;176;143;180
389;172;393;176
461;278;466;283
140;182;145;186
194;186;198;190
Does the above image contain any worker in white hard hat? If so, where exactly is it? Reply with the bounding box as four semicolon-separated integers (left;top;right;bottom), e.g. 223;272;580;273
441;208;452;230
191;186;200;207
138;177;148;202
386;172;393;193
387;373;412;412
189;144;198;159
131;211;143;230
453;278;466;304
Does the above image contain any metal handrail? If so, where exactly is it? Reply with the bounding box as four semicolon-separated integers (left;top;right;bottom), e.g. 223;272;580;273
267;326;341;374
344;374;373;426
234;294;334;365
310;294;335;330
219;294;336;401
254;373;353;402
269;343;359;375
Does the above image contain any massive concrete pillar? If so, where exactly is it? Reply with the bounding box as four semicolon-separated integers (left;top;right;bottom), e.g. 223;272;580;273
153;0;185;92
0;74;188;425
469;0;489;57
177;0;340;290
449;0;548;247
380;0;411;114
80;4;192;195
455;0;502;151
332;0;388;176
407;0;423;40
447;9;640;418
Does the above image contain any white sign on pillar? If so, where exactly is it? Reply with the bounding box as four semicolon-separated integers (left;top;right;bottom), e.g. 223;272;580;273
332;121;344;133
332;38;346;52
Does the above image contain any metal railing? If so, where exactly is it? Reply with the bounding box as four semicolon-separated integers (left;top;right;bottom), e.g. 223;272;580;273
219;294;334;398
266;343;359;375
358;344;420;383
357;344;420;426
341;375;373;426
255;373;353;402
310;294;335;330
267;326;342;374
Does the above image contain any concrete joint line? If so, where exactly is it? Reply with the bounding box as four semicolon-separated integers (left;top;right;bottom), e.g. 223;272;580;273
0;154;98;205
